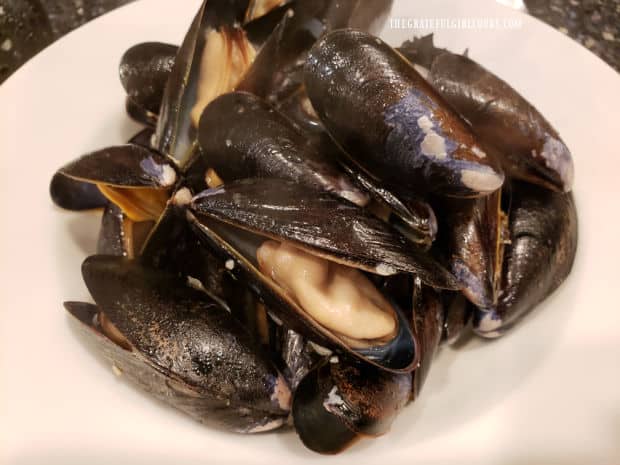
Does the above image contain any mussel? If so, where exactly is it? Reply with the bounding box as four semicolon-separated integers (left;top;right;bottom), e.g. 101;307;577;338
68;255;291;432
432;189;508;308
56;144;177;222
304;29;504;198
155;0;259;166
188;179;460;373
473;182;578;337
399;34;574;193
120;42;178;126
293;358;411;454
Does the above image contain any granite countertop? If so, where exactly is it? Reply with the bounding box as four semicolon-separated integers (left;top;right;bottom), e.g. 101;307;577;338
1;0;619;84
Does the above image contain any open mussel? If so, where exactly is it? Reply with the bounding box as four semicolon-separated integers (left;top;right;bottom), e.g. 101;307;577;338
304;29;504;198
69;255;291;432
56;144;177;222
188;179;460;373
198;91;368;205
399;34;574;193
473;182;578;337
293;358;411;454
155;0;259;166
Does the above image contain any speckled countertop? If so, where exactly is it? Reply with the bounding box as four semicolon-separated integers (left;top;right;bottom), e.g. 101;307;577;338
0;0;618;84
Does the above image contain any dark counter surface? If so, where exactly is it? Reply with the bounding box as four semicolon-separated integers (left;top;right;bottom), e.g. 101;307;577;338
0;0;618;84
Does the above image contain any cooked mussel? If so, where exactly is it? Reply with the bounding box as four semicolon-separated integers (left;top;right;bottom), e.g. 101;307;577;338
70;255;291;432
399;34;574;193
56;144;177;222
473;182;578;337
198;91;368;205
188;179;460;373
304;29;504;198
155;0;259;166
293;358;411;454
120;42;178;126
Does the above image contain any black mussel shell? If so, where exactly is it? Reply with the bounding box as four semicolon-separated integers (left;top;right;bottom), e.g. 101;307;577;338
474;182;578;337
58;144;177;189
433;189;506;308
293;359;411;454
341;160;437;247
155;0;255;167
125;96;159;127
76;255;291;432
97;203;154;258
191;179;458;288
49;172;107;211
441;291;472;345
128;127;155;148
400;34;573;193
304;29;504;198
410;277;443;399
198;92;368;206
120;42;178;117
188;179;459;373
57;144;177;221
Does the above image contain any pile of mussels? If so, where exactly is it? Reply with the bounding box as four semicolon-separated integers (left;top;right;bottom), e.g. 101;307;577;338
50;0;578;454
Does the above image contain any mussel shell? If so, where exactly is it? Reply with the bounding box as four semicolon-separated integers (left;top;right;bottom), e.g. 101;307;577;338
78;255;291;432
236;3;319;103
238;0;394;104
125;96;159;127
189;206;420;373
120;42;178;116
398;33;446;71
97;203;154;258
432;54;573;193
341;160;438;248
304;29;504;198
155;0;253;167
293;359;411;454
279;329;318;390
198;92;368;205
58;144;177;189
410;277;443;399
433;189;505;308
191;179;458;288
49;171;107;211
441;291;472;345
128;127;156;148
400;34;574;193
474;182;578;337
244;1;293;47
